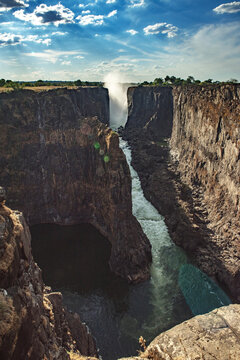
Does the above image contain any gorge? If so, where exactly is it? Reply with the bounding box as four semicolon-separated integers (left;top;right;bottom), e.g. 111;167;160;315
124;84;240;300
0;82;239;360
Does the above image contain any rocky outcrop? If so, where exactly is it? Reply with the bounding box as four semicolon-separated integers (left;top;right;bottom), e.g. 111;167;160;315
0;88;151;282
123;84;240;299
126;86;173;139
0;190;97;360
119;304;240;360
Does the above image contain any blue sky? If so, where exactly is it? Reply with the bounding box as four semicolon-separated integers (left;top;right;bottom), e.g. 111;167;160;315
0;0;240;81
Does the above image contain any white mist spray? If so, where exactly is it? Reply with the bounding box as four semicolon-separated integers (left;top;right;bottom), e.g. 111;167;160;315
104;72;129;130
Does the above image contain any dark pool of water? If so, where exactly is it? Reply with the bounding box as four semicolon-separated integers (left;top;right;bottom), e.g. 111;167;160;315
31;224;193;359
31;223;230;360
31;223;127;295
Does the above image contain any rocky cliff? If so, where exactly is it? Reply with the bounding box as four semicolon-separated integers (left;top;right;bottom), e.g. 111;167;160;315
124;84;240;299
119;304;240;360
0;88;151;283
126;86;173;139
0;188;97;360
171;85;240;299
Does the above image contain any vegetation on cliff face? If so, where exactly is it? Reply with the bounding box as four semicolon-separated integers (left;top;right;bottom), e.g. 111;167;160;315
0;78;103;90
140;75;239;86
0;76;238;93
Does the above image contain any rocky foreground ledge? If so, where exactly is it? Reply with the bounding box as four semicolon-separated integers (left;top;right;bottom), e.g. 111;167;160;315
120;304;240;360
0;188;97;360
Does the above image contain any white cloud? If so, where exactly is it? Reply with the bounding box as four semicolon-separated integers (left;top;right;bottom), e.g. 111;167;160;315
76;9;117;25
148;22;240;81
25;49;82;63
13;3;74;26
213;1;240;14
0;32;22;46
75;55;84;59
61;60;71;65
77;14;104;25
107;9;117;17
0;32;51;46
87;59;136;77
82;9;91;14
126;29;138;35
0;0;28;12
51;31;67;36
79;1;97;8
41;38;51;45
106;0;116;3
144;22;178;37
0;21;14;25
129;0;145;8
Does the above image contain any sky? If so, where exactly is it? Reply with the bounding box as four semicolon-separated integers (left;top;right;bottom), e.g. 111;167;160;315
0;0;240;82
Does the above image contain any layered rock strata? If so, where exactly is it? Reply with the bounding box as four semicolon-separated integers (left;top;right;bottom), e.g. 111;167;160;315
0;88;151;282
0;190;97;360
124;84;240;299
119;304;240;360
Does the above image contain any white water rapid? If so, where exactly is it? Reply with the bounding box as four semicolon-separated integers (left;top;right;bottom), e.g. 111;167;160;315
119;137;190;334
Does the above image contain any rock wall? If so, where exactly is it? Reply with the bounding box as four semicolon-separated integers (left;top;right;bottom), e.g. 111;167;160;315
0;88;151;283
171;85;240;299
126;86;173;139
119;304;240;360
123;84;240;299
0;191;97;360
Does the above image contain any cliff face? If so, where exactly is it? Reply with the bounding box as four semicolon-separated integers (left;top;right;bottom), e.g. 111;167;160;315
124;84;240;299
119;304;240;360
171;85;240;298
126;86;173;139
0;88;151;283
0;192;97;360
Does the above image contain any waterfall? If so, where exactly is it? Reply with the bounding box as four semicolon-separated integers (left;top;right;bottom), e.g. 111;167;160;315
104;72;129;130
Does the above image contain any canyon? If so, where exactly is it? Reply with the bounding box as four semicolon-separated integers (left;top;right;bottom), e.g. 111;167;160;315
124;84;240;301
0;84;239;359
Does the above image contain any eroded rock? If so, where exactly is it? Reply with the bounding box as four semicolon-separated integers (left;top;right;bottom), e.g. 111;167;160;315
0;202;98;360
119;304;240;360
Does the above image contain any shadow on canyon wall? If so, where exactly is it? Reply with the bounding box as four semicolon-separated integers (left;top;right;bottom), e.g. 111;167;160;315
122;84;240;301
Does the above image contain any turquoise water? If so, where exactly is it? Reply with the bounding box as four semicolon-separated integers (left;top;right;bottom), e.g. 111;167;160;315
179;264;231;316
